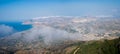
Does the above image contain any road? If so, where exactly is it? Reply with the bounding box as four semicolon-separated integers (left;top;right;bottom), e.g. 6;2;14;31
73;47;80;54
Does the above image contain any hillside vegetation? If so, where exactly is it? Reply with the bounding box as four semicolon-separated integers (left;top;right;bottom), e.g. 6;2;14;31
70;38;120;54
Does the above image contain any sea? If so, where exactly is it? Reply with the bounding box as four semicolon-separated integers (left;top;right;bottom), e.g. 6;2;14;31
0;22;32;31
0;22;32;37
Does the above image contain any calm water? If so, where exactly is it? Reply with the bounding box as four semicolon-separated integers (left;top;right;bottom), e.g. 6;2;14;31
0;22;32;31
0;22;32;37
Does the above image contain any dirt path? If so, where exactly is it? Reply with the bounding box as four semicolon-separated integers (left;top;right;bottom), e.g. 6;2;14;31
73;47;80;54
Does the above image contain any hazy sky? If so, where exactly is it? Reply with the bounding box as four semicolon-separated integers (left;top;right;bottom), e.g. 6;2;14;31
0;0;120;22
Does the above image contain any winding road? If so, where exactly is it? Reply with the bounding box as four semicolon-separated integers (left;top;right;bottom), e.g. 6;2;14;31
73;47;80;54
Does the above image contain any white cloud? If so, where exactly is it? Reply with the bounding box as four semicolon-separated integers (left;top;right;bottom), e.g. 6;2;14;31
0;24;15;37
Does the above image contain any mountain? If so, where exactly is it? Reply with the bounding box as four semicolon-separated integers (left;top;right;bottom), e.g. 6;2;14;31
0;16;120;54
